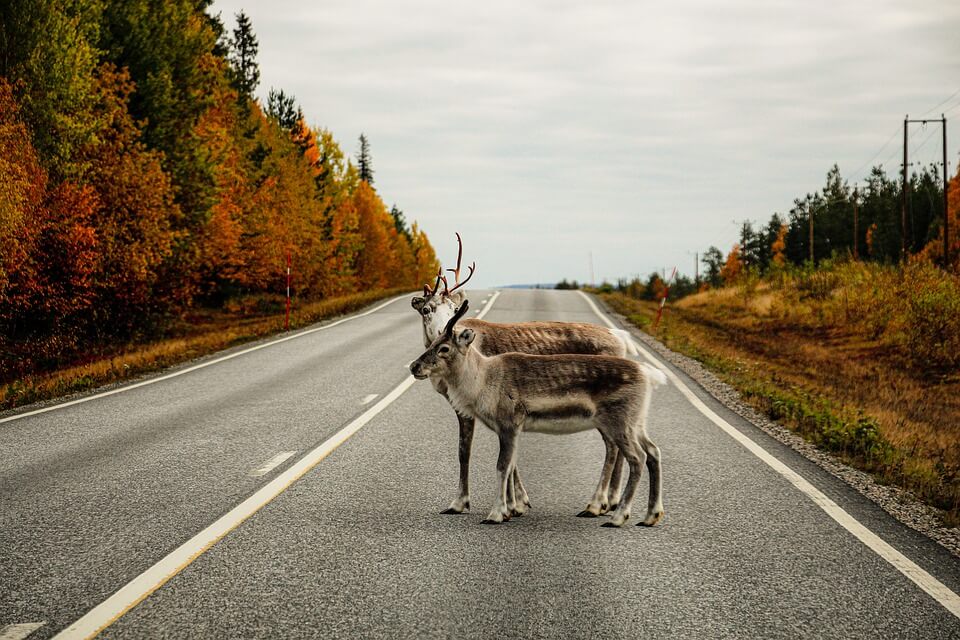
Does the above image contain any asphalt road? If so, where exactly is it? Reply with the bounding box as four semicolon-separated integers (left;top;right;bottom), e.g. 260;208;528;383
2;289;959;639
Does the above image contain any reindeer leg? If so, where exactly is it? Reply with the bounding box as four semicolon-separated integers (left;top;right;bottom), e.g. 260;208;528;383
442;412;474;514
482;426;518;524
578;433;617;517
511;467;529;515
637;435;664;527
506;469;518;515
602;433;646;528
606;449;625;514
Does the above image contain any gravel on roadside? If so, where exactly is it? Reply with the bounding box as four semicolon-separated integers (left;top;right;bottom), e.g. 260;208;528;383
599;301;960;560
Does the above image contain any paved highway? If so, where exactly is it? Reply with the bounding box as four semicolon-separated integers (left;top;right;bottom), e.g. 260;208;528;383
1;289;959;639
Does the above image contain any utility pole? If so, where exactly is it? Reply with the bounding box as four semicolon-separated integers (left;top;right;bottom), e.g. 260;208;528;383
904;116;950;265
695;251;699;287
944;114;950;266
809;201;815;263
853;186;859;260
903;116;908;261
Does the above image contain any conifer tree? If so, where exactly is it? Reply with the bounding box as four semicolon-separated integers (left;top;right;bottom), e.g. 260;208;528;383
358;133;374;184
266;88;298;130
229;11;259;99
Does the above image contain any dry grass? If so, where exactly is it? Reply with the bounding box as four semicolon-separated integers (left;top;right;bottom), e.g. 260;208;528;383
1;288;411;411
600;262;960;525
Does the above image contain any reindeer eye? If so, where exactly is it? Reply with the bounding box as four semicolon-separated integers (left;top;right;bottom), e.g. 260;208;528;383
421;307;430;316
438;345;451;354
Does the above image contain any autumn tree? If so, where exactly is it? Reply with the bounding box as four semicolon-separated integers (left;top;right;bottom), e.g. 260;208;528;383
771;224;788;267
720;244;743;284
0;0;102;179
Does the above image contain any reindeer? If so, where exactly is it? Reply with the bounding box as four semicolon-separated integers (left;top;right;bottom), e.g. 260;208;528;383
410;301;666;527
411;234;641;518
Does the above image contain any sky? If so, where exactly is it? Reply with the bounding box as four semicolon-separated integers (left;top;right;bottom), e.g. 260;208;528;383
213;0;960;287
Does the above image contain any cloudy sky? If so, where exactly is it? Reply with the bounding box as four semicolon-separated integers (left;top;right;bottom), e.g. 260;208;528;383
214;0;960;287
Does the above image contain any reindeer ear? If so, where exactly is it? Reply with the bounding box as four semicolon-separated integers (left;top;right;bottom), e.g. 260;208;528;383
449;291;465;305
411;296;426;311
456;328;476;348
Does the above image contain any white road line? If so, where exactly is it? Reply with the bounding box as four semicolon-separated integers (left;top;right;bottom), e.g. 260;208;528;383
360;393;379;405
249;451;297;477
577;290;960;620
1;294;410;425
53;376;416;640
53;290;503;639
0;622;46;640
475;291;500;320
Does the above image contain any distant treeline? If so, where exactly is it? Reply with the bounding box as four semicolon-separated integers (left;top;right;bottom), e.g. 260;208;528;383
0;1;439;376
699;164;959;287
563;161;958;301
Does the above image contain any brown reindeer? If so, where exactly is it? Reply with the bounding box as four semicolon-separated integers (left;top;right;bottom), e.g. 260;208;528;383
411;301;666;526
411;234;641;517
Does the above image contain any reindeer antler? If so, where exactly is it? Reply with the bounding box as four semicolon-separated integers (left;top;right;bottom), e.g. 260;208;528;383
445;232;476;294
424;268;443;298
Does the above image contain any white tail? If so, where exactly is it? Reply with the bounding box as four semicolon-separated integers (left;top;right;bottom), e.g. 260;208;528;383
640;362;668;386
610;328;640;357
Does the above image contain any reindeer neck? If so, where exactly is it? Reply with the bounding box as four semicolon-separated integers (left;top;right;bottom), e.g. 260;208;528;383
446;347;487;408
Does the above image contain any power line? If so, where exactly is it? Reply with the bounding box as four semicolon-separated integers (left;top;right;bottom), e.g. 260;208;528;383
848;125;901;182
920;87;960;117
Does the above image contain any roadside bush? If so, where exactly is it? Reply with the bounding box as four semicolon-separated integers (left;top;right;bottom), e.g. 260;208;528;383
898;264;960;372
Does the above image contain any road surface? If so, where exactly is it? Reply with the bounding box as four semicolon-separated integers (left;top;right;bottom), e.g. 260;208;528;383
1;289;959;639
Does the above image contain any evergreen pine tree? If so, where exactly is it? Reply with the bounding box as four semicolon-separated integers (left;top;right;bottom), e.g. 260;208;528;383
358;133;374;184
266;88;297;130
229;11;259;99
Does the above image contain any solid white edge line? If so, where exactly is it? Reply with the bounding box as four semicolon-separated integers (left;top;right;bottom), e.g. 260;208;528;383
0;622;46;640
360;393;379;405
52;289;503;639
576;290;960;620
1;294;411;425
53;376;416;640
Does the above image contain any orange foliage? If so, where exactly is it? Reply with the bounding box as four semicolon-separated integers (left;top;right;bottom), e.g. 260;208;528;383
0;79;99;330
916;168;960;270
79;64;179;322
771;224;788;266
720;244;743;283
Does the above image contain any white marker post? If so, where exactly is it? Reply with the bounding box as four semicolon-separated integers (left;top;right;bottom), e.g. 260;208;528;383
285;251;291;331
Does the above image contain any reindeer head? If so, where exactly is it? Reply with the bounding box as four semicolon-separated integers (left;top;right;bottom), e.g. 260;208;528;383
410;232;476;344
410;300;475;380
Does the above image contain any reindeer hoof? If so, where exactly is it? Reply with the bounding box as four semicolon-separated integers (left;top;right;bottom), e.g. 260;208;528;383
576;509;599;518
638;512;664;527
440;508;465;515
510;508;525;517
600;521;622;528
480;519;502;525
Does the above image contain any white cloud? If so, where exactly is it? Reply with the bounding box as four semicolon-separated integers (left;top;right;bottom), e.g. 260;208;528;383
215;0;960;286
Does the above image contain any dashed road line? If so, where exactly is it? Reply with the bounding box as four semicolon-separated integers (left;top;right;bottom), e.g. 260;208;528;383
52;291;503;639
360;394;379;405
249;451;297;477
0;622;46;640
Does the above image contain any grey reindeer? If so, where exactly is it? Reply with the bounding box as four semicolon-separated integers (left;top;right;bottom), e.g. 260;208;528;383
410;301;667;527
411;235;642;518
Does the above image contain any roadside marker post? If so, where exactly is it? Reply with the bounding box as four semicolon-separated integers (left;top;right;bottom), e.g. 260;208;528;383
285;251;291;331
652;267;677;331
